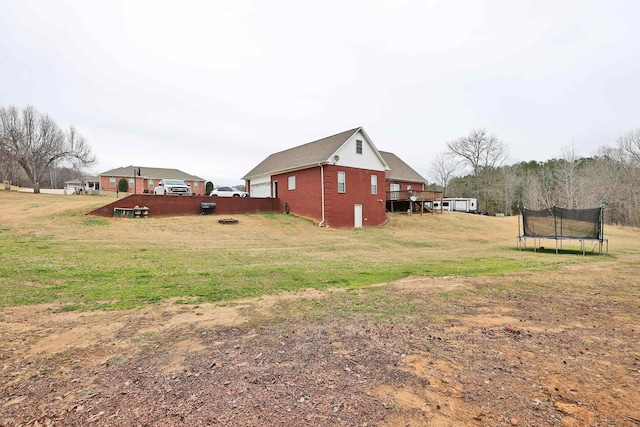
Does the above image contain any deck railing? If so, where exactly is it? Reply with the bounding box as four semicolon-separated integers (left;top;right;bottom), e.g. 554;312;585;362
386;190;443;201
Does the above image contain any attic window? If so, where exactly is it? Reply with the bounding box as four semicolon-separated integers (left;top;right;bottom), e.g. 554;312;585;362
356;140;363;154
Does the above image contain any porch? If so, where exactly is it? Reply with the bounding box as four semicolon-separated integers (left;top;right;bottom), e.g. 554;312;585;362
386;190;444;214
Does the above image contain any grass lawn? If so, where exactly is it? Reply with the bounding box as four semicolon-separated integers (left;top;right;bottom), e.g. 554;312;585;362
0;190;628;311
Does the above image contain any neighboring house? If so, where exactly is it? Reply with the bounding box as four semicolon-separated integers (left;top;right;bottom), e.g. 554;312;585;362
64;176;100;192
99;166;207;195
242;127;390;228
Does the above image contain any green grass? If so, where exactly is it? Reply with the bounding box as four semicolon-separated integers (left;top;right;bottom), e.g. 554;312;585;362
0;237;562;309
0;193;625;311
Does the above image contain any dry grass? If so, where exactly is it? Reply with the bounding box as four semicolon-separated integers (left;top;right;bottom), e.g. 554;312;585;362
2;190;620;309
1;190;639;426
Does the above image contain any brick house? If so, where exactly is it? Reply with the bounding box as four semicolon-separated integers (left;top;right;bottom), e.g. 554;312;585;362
64;176;100;192
99;166;207;195
242;127;390;228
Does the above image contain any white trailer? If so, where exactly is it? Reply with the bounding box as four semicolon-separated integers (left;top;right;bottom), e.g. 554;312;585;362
433;198;477;213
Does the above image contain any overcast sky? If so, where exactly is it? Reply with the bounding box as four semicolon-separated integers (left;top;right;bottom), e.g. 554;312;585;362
2;0;639;185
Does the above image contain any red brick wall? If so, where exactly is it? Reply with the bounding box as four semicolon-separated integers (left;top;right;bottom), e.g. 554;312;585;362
88;195;279;217
271;166;386;227
91;169;387;227
272;167;323;221
323;165;386;228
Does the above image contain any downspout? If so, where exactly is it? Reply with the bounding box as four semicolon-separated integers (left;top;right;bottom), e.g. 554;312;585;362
318;163;325;227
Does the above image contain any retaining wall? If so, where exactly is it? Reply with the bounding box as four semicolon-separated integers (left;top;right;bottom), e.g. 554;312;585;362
88;194;281;217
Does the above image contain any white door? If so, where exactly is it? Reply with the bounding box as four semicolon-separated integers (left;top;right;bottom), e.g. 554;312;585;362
390;183;400;200
354;204;363;228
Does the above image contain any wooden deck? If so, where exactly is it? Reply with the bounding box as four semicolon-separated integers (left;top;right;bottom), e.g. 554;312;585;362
386;190;444;214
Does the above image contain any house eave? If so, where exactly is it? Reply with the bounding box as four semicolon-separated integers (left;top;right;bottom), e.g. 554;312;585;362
243;162;331;181
387;178;427;184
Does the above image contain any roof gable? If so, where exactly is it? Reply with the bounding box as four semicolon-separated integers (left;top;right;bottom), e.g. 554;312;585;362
243;127;388;180
380;151;427;184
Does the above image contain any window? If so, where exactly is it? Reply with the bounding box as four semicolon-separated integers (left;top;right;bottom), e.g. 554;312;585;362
148;180;154;189
110;177;116;187
129;178;135;188
338;171;346;193
407;185;412;191
371;174;377;195
356;140;362;154
288;175;296;190
194;181;199;190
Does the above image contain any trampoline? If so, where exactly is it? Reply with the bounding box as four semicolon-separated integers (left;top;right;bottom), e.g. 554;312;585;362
517;206;608;255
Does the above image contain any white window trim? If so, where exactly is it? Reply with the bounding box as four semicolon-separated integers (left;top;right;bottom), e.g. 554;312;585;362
338;171;346;193
371;174;378;195
288;175;296;190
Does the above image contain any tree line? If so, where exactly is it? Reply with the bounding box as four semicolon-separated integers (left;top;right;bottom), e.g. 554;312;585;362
430;128;640;227
0;105;95;193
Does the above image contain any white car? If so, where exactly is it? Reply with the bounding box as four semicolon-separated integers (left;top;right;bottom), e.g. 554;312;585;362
210;186;248;197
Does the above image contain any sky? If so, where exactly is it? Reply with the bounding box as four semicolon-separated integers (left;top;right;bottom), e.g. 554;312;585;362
2;0;639;186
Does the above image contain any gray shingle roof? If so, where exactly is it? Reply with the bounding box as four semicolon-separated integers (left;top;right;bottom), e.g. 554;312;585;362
65;176;99;184
242;128;362;180
99;166;205;181
379;151;426;184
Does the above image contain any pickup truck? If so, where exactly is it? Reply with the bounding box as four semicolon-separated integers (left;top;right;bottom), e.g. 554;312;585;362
154;179;192;196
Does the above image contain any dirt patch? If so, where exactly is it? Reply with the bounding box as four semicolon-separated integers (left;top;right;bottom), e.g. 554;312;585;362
2;268;640;426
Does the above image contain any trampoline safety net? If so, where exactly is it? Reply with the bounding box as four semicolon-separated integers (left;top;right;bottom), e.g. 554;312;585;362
518;206;608;255
520;206;603;239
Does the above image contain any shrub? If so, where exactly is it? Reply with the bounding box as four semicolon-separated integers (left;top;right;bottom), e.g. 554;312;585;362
118;178;129;193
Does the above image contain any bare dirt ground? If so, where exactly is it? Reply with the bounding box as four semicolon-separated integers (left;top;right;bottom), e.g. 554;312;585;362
2;264;639;426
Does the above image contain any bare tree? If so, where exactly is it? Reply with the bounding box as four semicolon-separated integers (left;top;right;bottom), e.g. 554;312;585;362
521;172;543;209
0;105;95;193
429;152;458;195
617;128;640;165
446;128;509;211
446;128;509;176
552;143;582;208
495;166;522;214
